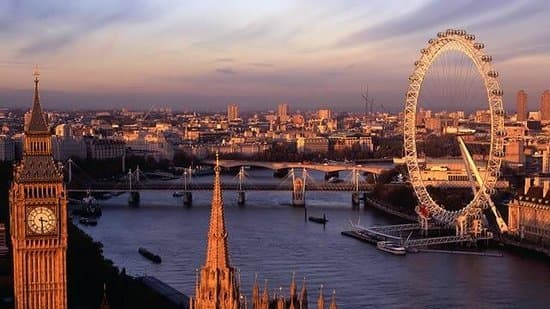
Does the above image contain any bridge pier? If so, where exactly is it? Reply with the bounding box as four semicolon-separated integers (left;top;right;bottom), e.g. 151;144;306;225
183;191;193;206
128;191;140;207
291;169;306;207
237;191;245;205
352;192;361;207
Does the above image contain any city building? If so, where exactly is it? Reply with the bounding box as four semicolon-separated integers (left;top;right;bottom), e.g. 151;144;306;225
318;108;332;121
9;72;68;308
504;140;525;167
86;138;126;160
297;137;329;153
51;135;87;161
278;103;289;122
517;90;528;121
0;135;15;161
508;176;550;246
542;146;550;174
191;155;336;309
227;104;239;121
540;90;550;121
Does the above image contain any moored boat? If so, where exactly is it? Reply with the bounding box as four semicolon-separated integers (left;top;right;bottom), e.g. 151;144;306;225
308;214;328;224
138;247;162;264
79;217;98;226
376;241;406;255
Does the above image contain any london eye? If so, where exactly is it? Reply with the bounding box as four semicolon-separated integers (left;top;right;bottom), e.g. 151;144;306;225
403;29;508;232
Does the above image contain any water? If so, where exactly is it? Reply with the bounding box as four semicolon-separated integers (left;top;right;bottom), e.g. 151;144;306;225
81;170;550;308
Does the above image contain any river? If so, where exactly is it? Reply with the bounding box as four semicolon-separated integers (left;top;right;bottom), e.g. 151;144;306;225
80;169;550;308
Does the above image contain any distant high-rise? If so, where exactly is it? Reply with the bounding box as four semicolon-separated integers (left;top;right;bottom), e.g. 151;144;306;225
540;90;550;121
517;90;528;121
318;108;332;120
227;104;239;121
278;103;289;122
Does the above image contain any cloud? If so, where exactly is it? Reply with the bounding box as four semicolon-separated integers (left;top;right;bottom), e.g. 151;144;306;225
215;68;237;75
9;1;169;56
214;58;234;63
249;62;273;67
338;0;517;47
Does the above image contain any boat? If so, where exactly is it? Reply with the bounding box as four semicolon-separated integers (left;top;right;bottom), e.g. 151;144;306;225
138;247;162;264
172;191;184;197
79;217;98;226
376;241;407;255
308;214;328;224
81;190;102;217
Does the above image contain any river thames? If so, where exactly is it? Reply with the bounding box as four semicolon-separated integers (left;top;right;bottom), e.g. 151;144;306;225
80;170;550;308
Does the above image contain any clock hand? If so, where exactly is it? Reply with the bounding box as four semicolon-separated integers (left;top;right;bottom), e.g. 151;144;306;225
39;217;47;233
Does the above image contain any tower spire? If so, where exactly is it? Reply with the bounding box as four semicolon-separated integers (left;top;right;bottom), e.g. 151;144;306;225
193;150;240;308
317;285;325;309
204;151;229;268
28;66;49;133
329;290;337;309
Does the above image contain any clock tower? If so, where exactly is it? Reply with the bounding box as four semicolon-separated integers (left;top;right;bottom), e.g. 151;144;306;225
9;69;68;309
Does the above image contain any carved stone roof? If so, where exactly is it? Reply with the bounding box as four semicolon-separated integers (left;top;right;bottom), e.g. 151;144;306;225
27;77;49;133
15;155;62;183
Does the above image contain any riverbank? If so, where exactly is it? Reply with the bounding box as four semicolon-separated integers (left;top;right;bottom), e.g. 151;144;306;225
68;221;190;308
365;196;550;258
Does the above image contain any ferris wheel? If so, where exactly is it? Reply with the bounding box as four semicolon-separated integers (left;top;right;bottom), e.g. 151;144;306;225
403;29;508;231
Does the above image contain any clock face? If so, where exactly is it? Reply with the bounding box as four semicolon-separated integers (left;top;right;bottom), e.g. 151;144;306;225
27;207;57;235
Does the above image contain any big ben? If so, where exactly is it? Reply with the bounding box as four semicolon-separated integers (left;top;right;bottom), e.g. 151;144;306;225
9;69;67;309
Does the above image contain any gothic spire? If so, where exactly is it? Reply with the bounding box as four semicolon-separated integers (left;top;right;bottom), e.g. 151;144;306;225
261;279;270;307
317;285;325;309
290;272;297;300
28;67;49;133
300;277;308;308
329;290;337;309
204;152;229;268
100;283;110;309
252;273;260;308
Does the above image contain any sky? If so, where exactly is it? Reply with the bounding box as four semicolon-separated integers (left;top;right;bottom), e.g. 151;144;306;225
1;0;550;113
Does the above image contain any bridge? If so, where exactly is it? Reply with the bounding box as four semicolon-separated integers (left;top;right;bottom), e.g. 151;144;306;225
202;159;394;174
67;181;372;192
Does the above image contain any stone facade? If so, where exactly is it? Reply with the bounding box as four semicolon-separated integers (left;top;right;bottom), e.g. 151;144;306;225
9;72;67;309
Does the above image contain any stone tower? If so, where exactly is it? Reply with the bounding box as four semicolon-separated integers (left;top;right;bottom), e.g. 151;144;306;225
10;69;68;309
191;154;240;308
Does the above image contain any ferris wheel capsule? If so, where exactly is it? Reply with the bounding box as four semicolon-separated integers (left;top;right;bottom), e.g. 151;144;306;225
437;32;446;38
487;71;498;78
482;55;493;62
494;151;505;157
428;38;435;44
466;34;475;40
495;109;505;116
492;89;504;96
496;129;506;137
421;48;429;54
474;43;485;49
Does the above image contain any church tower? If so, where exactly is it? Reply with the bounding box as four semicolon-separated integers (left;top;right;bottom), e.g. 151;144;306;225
9;69;68;309
192;154;240;309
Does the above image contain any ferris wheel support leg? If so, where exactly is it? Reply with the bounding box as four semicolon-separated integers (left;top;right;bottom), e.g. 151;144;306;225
457;137;508;233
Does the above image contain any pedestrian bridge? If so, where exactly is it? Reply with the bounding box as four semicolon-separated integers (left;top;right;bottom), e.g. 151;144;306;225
202;159;394;174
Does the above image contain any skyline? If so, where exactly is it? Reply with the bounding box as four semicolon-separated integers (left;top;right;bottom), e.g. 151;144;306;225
1;0;550;112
